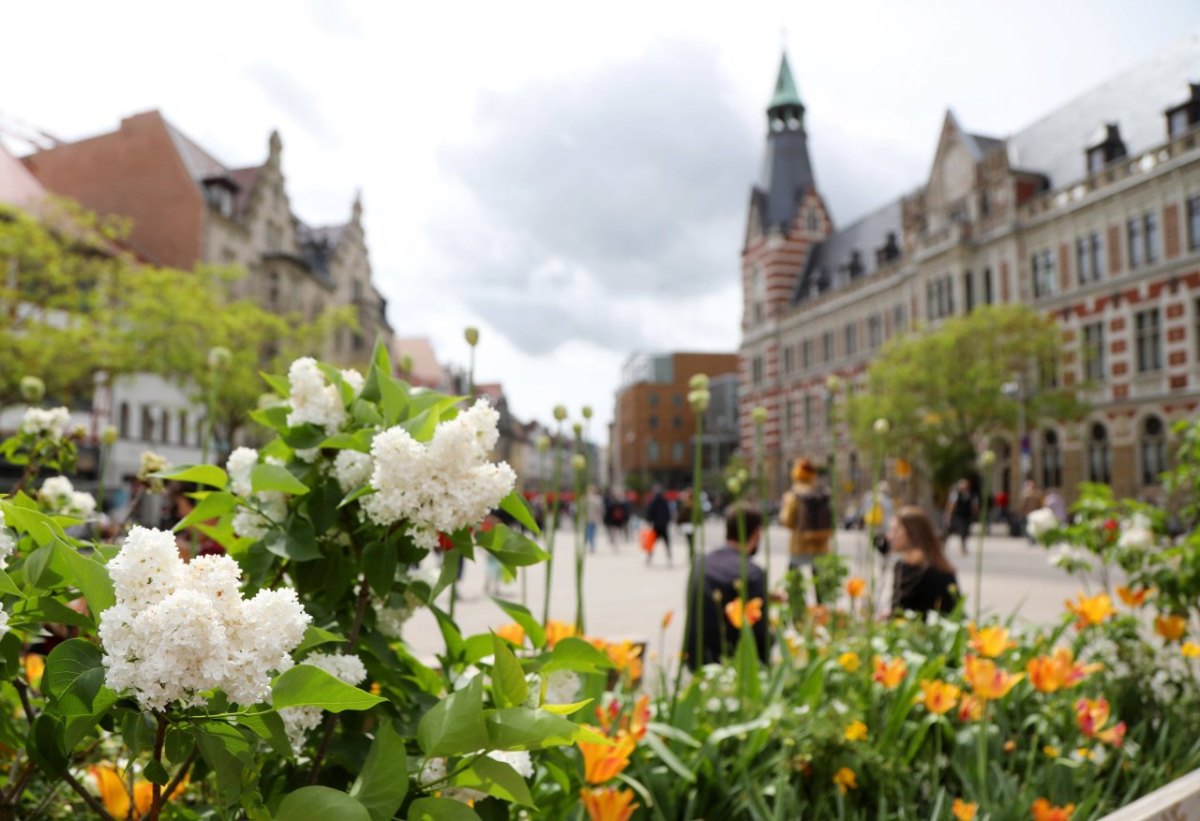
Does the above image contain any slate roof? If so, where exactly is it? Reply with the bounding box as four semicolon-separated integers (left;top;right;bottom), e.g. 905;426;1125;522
793;199;902;304
1006;31;1200;190
164;121;229;184
228;165;260;218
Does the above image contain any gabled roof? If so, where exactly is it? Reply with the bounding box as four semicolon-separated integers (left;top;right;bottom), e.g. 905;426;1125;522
1006;31;1200;189
793;199;902;304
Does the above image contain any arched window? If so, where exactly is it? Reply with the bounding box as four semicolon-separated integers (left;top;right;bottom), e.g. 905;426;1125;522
160;409;171;444
807;210;819;232
1041;429;1062;490
1140;415;1167;485
1087;422;1112;485
118;402;130;439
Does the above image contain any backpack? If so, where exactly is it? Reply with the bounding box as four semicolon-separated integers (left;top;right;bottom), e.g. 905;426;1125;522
801;491;833;531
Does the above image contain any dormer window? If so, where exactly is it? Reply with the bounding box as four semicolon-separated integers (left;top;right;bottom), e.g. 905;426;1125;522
202;177;237;218
846;251;864;279
1165;83;1200;139
1085;124;1127;175
876;232;901;265
816;267;831;294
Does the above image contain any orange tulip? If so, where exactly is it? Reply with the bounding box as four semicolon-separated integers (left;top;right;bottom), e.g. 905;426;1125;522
1075;698;1126;747
630;694;651;741
1154;614;1188;642
545;620;578;648
845;577;866;599
580;786;639;821
23;654;45;689
494;623;526;647
963;655;1023;700
725;597;764;630
957;695;984;722
832;767;857;794
968;623;1016;658
1026;647;1101;693
837;651;860;672
1064;593;1114;629
88;763;188;818
872;656;907;688
1182;641;1200;658
1116;585;1151;608
843;720;868;742
807;604;831;627
919;679;961;714
578;728;637;784
952;798;978;820
1031;798;1075;820
604;640;643;682
661;610;673;630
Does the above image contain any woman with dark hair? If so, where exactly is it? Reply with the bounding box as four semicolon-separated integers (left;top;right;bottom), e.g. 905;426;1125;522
887;506;960;617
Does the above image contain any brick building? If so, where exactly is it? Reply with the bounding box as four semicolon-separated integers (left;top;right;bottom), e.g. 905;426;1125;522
740;36;1200;505
22;110;392;363
612;351;739;490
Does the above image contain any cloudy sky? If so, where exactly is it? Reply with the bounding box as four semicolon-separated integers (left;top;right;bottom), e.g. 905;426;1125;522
4;1;1200;432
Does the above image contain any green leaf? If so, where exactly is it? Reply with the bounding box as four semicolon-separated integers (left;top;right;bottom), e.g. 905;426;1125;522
251;463;310;495
430;552;461;601
407;798;481;821
362;541;397;597
175;491;238;532
491;598;546;649
477;524;549;569
272;664;385;712
417;675;489;757
11;596;92;630
734;630;762;702
454;756;534;807
44;639;106;716
338;484;377;509
276;786;370;821
431;606;465;662
378;371;408;426
56;543;115;615
319;431;372;451
485;707;607;751
0;569;25;598
281;423;327;450
22;545;58;588
349;722;408;821
194;722;253;803
26;713;67;775
143;759;169;786
260;371;291;398
250;405;289;430
541;699;591;716
541;637;614;675
490;634;528;709
643;732;696;783
156;463;228;489
237;710;293;758
306;480;342;535
295;625;347;656
264;517;320;562
499;490;540;535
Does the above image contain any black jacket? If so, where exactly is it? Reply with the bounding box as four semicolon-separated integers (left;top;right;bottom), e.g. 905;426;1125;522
646;494;671;528
892;561;959;616
683;546;769;669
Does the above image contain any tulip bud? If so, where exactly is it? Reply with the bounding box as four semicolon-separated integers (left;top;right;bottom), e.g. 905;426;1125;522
137;450;170;484
69;423;87;440
19;376;45;403
752;406;768;425
571;454;587;472
536;435;551;452
581;405;593;420
726;476;743;496
737;468;749;484
689;373;709;391
464;327;480;347
553;405;568;421
572;422;583;437
208;346;232;369
688;389;710;413
873;418;890;435
979;449;997;467
101;425;118;446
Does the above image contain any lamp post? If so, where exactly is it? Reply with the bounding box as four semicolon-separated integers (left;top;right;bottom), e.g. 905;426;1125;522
1001;377;1028;481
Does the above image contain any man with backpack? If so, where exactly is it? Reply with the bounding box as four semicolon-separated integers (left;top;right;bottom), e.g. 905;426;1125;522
779;457;833;600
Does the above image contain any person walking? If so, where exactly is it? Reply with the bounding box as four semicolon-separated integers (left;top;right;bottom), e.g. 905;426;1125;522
885;506;960;618
779;457;833;600
682;505;769;669
585;485;604;554
943;478;978;556
645;485;673;566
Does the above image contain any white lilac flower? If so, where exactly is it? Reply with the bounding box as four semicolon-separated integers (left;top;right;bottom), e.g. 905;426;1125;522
340;368;365;397
362;400;516;547
98;527;310;711
20;407;71;441
419;757;448;786
279;652;368;753
0;510;15;570
138;451;170;482
38;476;96;518
294;447;321;463
0;610;8;640
1118;513;1155;550
334;449;373;493
487;750;533;778
544;670;580;705
1025;507;1059;539
226;448;259;496
286;357;347;434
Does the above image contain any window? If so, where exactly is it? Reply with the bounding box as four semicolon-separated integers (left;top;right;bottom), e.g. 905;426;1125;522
672;415;682;429
867;314;883;349
1140;415;1167;485
1082;322;1105;382
1128;217;1142;269
160;409;171;444
784;399;794;436
178;410;189;446
648;415;658;430
804;395;815;432
926;282;936;321
964;270;975;312
672;394;683;407
1041;429;1062;489
1195;297;1200;363
983;267;994;305
118;402;130;439
943;275;956;316
141;407;154;442
268;271;280;306
752;356;764;385
671;442;685;462
783;346;794;375
751;267;765;323
825;392;835;431
1135;308;1162;373
844;323;858;356
1087;147;1107;175
647;440;659;461
806;210;819;232
893;304;907;332
1170;107;1192;138
1032;250;1056;298
648;393;659;407
1087;422;1112;485
1189;196;1200;251
1145;213;1159;263
266;221;282;252
801;339;812;369
195;416;205;448
822;331;834;363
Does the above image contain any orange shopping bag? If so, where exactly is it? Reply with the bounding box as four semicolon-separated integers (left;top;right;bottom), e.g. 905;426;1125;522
639;527;656;554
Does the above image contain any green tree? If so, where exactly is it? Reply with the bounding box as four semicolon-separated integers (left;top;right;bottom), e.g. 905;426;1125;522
846;304;1086;498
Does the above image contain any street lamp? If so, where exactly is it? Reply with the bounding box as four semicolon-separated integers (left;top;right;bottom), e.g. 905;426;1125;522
1001;378;1029;480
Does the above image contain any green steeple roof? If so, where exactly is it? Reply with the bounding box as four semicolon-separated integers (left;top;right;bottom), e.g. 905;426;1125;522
768;53;803;110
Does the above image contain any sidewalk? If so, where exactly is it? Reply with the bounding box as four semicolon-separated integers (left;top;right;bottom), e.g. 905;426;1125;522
401;519;1085;665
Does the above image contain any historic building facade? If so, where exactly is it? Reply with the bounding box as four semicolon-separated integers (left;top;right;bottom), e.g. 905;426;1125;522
22;110;392;364
740;36;1200;505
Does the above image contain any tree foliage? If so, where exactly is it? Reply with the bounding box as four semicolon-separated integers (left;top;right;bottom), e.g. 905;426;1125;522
846;304;1087;495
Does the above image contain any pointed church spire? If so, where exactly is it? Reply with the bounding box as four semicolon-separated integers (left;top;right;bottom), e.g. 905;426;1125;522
768;53;803;112
758;49;817;232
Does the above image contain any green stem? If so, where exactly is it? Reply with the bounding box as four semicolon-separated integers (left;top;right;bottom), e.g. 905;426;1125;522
975;474;991;622
754;419;769;624
202;368;220;465
150;714;167;820
573;434;586;634
691;415;706;669
977;702;990;808
866;440;885;631
542;426;563;626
